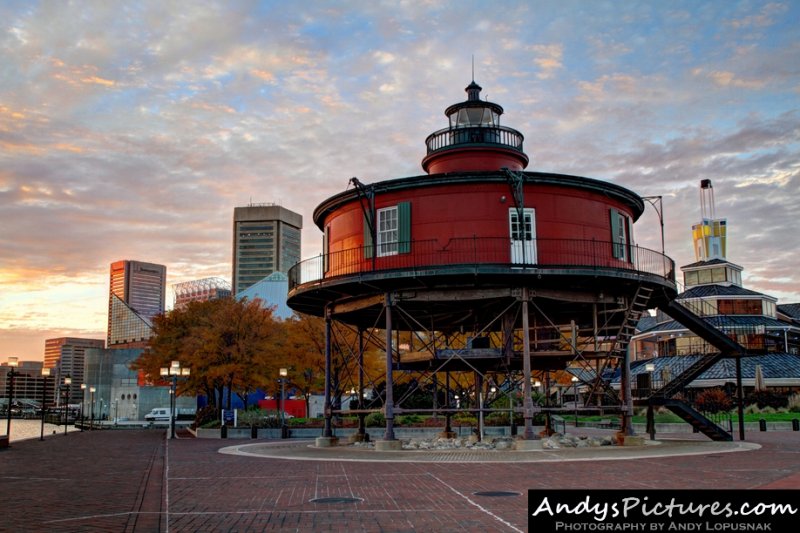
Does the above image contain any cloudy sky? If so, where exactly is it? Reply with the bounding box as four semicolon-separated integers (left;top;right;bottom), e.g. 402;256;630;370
2;0;799;361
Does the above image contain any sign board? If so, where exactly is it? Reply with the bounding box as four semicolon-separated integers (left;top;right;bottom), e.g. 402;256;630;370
221;409;237;426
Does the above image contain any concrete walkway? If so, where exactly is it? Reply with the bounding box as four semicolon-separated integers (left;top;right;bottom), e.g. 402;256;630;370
2;429;799;532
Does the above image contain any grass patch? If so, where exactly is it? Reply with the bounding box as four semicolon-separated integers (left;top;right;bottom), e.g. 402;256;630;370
612;412;800;424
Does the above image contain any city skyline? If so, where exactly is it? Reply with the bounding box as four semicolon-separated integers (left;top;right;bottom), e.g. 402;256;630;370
2;1;799;360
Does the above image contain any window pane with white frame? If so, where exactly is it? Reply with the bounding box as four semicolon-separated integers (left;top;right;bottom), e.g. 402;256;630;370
377;206;398;256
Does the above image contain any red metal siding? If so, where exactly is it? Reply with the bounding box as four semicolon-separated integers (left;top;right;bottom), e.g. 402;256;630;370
423;149;526;174
322;182;637;274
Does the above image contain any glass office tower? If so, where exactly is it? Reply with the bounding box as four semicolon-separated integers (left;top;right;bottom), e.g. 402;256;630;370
232;204;302;294
107;260;166;347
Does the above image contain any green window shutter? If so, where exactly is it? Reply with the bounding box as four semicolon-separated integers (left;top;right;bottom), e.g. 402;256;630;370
363;212;373;259
626;216;634;263
397;201;411;254
323;225;330;272
610;208;623;259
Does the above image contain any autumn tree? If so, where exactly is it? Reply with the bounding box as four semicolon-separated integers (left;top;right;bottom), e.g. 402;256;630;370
275;314;384;417
134;297;282;414
278;314;326;417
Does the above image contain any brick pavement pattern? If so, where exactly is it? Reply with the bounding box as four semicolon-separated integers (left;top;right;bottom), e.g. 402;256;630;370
2;430;799;532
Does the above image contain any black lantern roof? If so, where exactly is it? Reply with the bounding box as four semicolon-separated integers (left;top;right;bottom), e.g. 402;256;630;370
443;80;504;128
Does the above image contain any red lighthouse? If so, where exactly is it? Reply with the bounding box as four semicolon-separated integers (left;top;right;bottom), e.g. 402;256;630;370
288;81;677;448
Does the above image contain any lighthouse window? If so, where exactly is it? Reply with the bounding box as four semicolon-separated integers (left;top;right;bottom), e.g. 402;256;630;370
377;206;399;256
610;208;633;262
365;202;411;258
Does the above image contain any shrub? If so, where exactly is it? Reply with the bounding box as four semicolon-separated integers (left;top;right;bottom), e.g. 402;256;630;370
788;394;800;413
338;417;359;428
422;416;444;427
694;388;733;414
744;404;761;415
485;412;509;426
365;412;385;427
453;413;477;426
237;408;262;428
237;409;283;428
287;417;323;427
194;405;218;429
746;391;788;410
397;414;423;426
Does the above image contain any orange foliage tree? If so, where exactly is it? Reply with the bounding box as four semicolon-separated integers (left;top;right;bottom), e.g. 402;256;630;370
134;298;282;413
276;314;384;417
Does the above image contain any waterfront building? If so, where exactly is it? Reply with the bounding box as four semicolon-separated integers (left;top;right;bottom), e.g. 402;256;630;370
1;360;49;408
628;181;800;394
232;204;302;294
173;277;232;309
44;338;104;403
107;260;166;348
83;348;195;422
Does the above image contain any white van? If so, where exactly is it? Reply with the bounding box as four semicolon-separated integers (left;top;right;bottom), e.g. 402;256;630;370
144;407;174;421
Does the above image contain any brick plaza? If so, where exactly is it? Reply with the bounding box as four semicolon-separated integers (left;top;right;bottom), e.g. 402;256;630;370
1;430;799;532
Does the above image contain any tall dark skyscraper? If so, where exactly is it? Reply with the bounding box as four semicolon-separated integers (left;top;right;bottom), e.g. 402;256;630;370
232;204;302;294
107;260;166;347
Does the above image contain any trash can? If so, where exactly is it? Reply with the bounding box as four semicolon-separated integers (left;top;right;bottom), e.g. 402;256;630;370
759;419;767;432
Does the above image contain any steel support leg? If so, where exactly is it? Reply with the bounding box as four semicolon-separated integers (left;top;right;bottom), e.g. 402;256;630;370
383;293;396;441
521;288;535;440
323;307;333;438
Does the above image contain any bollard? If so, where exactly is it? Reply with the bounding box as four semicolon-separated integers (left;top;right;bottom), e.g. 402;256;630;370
221;424;228;439
792;419;799;431
281;425;290;439
251;425;258;439
759;419;767;432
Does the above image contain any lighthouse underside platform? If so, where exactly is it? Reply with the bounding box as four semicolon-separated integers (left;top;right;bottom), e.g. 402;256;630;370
288;266;676;331
397;348;609;373
288;267;675;375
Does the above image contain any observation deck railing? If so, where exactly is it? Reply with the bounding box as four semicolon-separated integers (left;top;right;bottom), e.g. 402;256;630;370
288;237;675;291
425;125;524;155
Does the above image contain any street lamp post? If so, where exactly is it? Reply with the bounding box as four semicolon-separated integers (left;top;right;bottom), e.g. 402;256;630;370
80;383;87;432
5;357;19;444
279;368;288;439
645;363;656;440
571;376;579;427
62;375;72;436
160;361;190;439
89;386;96;430
40;367;50;441
534;379;544;434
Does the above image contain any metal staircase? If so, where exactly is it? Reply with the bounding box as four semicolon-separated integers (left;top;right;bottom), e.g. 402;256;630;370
583;285;654;406
662;299;746;357
650;397;733;441
650;353;724;400
645;297;747;440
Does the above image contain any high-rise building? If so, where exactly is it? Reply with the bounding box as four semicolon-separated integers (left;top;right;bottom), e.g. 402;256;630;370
232;204;302;294
1;360;51;406
44;337;104;402
107;260;166;348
